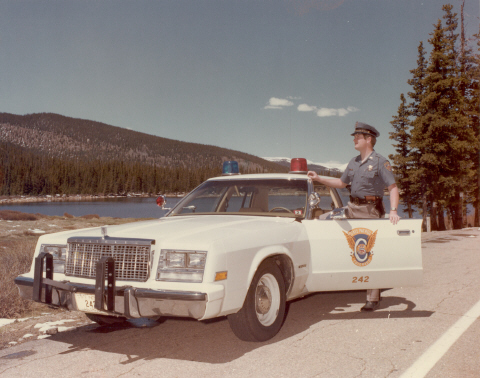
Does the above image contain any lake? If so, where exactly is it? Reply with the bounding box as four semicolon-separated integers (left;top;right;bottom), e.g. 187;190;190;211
0;197;182;219
1;196;421;219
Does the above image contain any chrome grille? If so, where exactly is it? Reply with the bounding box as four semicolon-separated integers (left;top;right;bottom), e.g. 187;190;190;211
66;239;153;282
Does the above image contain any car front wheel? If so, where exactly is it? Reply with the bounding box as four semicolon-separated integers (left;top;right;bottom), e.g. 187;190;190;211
227;259;286;342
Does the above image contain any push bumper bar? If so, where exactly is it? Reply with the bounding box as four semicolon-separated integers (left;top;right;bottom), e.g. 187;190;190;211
16;253;208;319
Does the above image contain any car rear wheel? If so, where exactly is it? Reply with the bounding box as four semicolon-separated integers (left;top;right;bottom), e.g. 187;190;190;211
85;313;128;326
227;259;286;342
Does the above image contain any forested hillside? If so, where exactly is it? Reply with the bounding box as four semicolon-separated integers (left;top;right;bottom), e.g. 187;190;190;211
0;113;287;196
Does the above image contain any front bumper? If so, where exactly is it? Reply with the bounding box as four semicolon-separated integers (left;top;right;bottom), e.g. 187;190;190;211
15;276;212;319
15;252;225;320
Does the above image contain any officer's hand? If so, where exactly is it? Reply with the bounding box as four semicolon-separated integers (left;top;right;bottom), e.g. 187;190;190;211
307;171;318;180
389;211;400;225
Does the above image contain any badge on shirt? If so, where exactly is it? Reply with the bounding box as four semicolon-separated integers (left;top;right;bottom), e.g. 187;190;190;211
368;165;373;171
384;161;392;171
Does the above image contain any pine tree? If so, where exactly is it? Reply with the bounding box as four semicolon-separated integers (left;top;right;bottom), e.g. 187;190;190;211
407;41;431;229
409;5;476;230
472;26;480;227
389;94;415;217
459;0;480;227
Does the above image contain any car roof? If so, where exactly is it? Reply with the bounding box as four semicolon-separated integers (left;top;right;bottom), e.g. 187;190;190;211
207;173;335;181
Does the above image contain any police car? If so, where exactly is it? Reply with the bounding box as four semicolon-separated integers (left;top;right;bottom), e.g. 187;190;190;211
15;159;422;342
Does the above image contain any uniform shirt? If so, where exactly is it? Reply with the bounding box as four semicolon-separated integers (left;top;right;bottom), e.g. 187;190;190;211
340;151;396;198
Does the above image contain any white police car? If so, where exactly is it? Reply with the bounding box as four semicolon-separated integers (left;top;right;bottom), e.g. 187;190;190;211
15;159;422;341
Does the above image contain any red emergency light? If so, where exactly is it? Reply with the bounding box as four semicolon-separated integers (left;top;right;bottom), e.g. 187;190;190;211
289;158;308;174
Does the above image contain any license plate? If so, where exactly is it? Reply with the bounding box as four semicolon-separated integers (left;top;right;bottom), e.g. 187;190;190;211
75;293;105;314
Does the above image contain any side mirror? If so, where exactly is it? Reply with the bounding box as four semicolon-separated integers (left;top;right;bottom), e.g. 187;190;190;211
156;195;167;209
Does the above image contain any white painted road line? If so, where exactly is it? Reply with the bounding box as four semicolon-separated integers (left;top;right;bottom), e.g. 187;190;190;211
401;298;480;378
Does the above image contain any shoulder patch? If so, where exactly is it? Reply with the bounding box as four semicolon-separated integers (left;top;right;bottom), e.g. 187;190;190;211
384;161;392;171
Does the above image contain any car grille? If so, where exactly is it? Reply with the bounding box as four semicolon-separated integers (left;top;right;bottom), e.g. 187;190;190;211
65;238;153;282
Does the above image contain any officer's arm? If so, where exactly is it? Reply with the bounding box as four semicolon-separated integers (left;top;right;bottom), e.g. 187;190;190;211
387;184;400;225
307;171;347;189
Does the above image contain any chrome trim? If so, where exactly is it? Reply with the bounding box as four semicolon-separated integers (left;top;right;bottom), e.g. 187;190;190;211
67;236;155;245
66;237;155;282
15;277;206;301
15;276;208;319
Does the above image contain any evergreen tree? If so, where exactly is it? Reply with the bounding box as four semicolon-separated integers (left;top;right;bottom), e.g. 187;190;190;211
472;26;480;227
459;1;480;227
389;94;415;218
407;42;431;229
408;5;476;230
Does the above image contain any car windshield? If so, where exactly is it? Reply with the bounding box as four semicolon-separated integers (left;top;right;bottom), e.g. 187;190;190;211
168;178;308;218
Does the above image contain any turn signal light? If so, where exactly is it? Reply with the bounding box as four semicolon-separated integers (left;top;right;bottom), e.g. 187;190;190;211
214;271;228;281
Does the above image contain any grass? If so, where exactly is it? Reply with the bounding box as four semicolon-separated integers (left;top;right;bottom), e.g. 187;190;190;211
0;238;39;318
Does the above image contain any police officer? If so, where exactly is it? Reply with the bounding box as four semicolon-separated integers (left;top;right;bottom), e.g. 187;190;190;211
307;121;400;311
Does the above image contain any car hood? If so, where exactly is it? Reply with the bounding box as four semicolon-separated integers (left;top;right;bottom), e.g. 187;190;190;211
42;215;300;249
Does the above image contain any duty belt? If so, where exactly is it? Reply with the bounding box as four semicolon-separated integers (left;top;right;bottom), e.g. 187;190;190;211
350;195;382;205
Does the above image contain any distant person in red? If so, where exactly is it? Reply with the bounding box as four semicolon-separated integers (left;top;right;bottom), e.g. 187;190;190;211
308;121;400;311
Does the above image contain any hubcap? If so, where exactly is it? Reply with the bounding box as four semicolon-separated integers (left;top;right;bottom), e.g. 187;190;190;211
254;273;281;326
256;281;272;315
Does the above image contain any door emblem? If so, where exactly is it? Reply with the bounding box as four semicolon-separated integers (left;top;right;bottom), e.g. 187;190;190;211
343;228;378;267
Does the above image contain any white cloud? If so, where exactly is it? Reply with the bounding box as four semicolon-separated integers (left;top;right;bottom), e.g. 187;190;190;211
316;106;359;117
264;97;294;109
316;108;338;117
265;97;359;118
297;104;317;112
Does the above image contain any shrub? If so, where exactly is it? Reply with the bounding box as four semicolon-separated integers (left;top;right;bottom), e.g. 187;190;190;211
0;239;36;318
0;210;38;221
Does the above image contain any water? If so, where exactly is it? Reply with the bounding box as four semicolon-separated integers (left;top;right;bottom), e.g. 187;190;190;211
0;197;183;219
1;196;421;219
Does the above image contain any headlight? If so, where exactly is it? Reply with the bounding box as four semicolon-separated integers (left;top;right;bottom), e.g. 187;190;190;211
157;249;207;283
40;244;67;274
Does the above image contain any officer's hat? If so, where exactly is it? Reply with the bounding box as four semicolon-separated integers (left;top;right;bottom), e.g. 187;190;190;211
351;121;380;138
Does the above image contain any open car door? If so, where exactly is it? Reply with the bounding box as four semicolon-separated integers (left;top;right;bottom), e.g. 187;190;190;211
303;218;423;293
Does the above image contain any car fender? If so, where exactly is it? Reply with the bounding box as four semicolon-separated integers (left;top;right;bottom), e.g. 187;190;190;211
219;244;294;316
246;245;293;291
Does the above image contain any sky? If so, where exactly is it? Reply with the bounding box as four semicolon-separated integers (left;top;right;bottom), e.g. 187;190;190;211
1;0;479;169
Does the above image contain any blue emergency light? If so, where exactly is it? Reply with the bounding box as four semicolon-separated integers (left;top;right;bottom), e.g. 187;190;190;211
222;161;240;175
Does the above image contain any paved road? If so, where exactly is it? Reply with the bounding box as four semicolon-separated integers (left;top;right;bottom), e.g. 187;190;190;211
1;228;479;377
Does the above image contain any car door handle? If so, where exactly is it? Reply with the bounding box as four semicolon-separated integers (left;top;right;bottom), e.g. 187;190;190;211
397;230;411;236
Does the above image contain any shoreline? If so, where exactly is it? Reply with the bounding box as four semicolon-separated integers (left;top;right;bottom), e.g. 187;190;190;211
0;193;185;205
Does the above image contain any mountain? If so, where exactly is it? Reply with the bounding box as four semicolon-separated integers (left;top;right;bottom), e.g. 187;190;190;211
0;112;286;173
263;157;347;176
